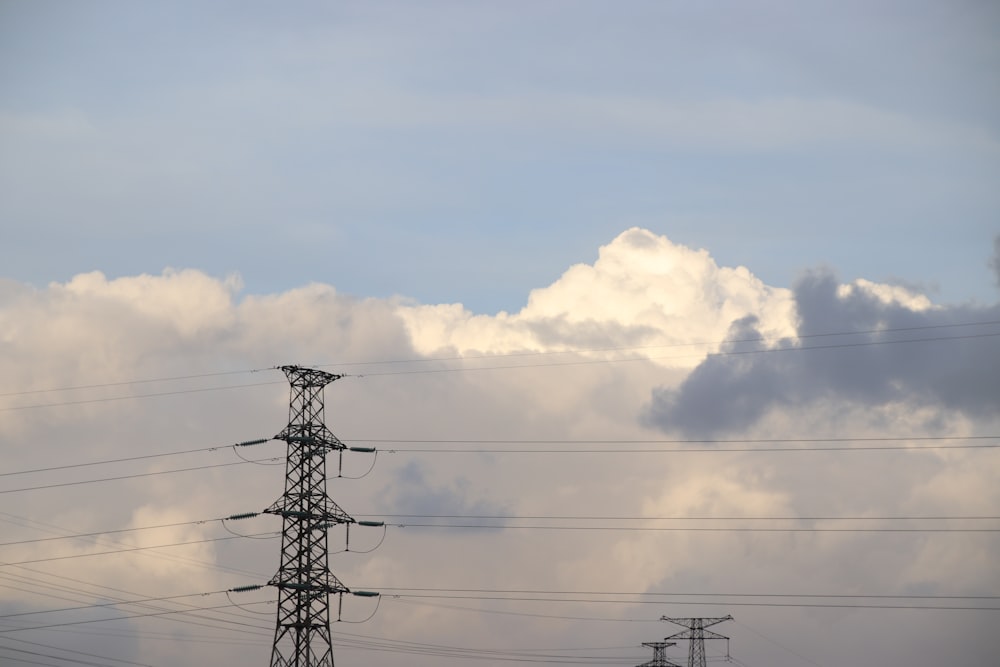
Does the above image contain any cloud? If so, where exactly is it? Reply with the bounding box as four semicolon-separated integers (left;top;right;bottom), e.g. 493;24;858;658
2;229;998;666
374;461;509;523
643;267;1000;438
399;227;797;367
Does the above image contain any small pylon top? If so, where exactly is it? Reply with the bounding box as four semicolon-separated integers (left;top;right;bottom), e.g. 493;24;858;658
278;364;344;387
637;640;682;667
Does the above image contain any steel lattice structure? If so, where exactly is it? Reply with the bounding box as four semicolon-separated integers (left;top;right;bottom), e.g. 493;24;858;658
660;616;732;667
637;640;683;667
266;365;355;667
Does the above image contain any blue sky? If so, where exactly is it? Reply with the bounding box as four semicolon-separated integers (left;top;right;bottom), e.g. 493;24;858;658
2;0;998;312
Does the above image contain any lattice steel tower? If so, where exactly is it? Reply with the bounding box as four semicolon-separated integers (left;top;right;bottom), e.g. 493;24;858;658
267;365;355;667
660;616;732;667
637;640;682;667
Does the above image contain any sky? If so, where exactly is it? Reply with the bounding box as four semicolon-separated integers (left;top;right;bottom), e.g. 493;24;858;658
1;2;999;667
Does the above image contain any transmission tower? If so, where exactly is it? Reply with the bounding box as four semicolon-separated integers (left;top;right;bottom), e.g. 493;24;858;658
660;616;733;667
266;365;356;667
637;640;683;667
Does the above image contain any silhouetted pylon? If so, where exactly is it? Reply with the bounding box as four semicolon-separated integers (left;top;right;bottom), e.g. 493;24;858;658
637;640;683;667
266;365;355;667
660;615;733;667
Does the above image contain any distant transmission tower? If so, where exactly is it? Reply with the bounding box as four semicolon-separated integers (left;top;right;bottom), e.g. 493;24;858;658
266;365;356;667
637;640;682;667
660;616;733;667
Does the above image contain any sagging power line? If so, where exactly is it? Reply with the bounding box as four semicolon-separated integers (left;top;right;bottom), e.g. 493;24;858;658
3;436;996;483
4;319;999;411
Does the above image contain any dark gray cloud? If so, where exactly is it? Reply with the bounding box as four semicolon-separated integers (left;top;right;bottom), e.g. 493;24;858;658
374;461;508;527
643;270;1000;437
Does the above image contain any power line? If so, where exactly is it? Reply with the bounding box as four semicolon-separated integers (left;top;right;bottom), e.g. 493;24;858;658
389;596;655;623
0;622;269;648
0;533;276;567
0;600;278;634
0;379;284;412
6;319;997;399
0;368;272;398
379;593;1000;612
0;576;99;610
4;327;998;411
0;439;274;478
0;638;152;667
331;630;659;667
334;638;642;665
0;512;269;580
329;627;646;664
0;514;1000;547
0;516;225;547
0;568;272;639
362;513;1000;521
7;516;963;569
371;587;1000;601
732;619;826;667
380;445;999;453
0;459;279;495
2;436;994;481
0;511;277;640
0;590;229;620
325;318;1000;370
354;435;998;444
358;436;1000;454
4;513;995;549
0;645;125;667
331;625;651;662
383;522;997;533
2;610;648;665
353;331;1000;378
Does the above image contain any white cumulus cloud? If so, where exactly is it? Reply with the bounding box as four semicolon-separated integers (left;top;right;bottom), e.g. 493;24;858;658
400;227;797;369
1;229;997;667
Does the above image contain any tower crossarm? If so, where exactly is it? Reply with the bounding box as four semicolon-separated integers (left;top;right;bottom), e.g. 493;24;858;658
276;428;346;455
268;571;349;595
663;628;730;642
264;495;356;525
661;615;732;630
